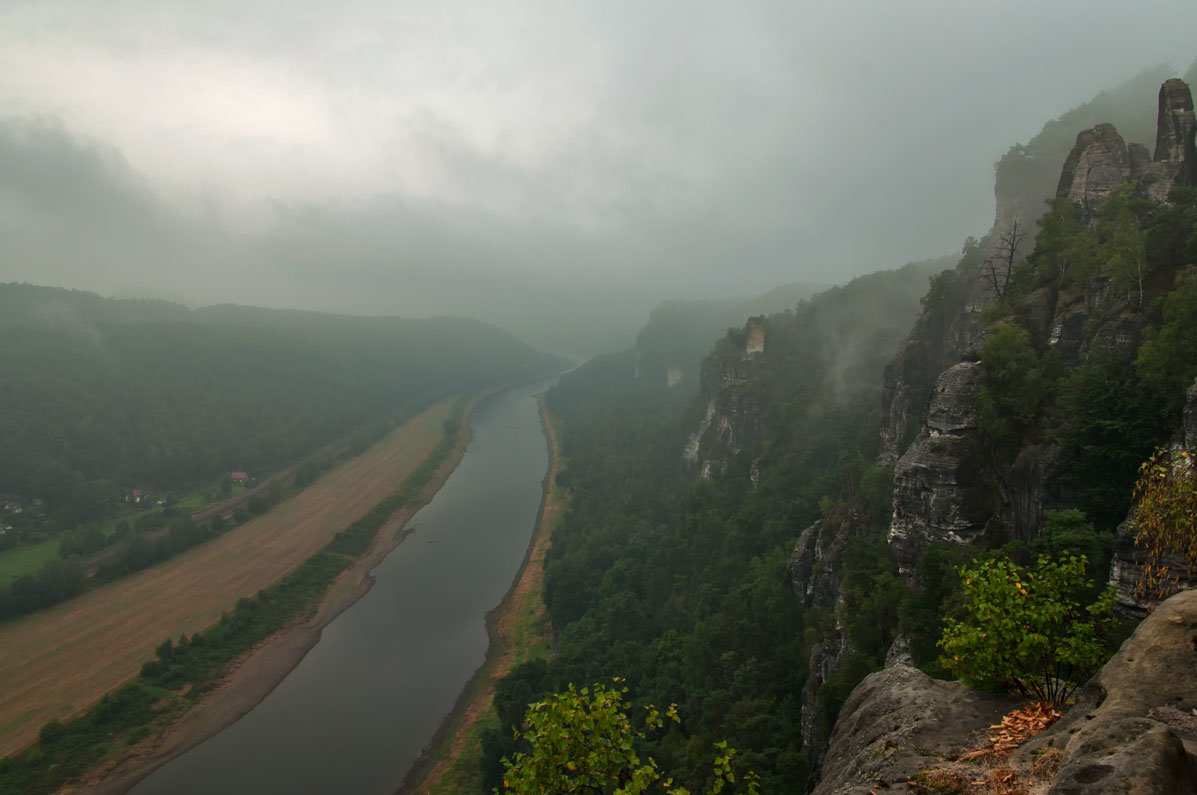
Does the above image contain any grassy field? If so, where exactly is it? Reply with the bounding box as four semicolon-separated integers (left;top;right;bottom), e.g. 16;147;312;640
0;400;453;757
416;398;563;795
0;540;59;587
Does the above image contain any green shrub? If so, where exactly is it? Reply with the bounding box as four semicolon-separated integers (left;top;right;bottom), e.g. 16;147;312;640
939;554;1114;704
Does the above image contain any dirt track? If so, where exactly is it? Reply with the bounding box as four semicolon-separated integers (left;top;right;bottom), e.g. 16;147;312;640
0;400;452;758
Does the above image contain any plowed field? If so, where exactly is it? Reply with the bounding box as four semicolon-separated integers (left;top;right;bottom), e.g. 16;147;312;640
0;400;453;757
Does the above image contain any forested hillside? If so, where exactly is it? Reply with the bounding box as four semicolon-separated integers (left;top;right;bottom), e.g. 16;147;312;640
481;264;938;792
482;72;1197;793
0;285;560;527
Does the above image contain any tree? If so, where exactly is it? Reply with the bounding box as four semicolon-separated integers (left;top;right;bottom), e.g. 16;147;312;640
1129;448;1197;606
1101;184;1153;307
497;680;757;794
939;554;1114;704
1031;198;1100;288
981;219;1025;302
976;324;1045;454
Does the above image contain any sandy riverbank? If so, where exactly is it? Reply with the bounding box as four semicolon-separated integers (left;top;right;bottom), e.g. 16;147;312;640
84;394;485;795
402;393;563;795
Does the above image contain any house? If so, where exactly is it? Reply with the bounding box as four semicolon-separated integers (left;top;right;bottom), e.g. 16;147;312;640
126;489;144;504
230;472;249;485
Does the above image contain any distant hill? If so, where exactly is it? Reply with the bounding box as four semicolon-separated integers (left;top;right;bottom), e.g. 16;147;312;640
0;283;562;525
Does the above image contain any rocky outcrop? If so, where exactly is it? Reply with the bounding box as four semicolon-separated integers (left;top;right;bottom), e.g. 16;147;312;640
1056;123;1133;218
683;320;768;476
1154;77;1197;181
789;510;873;761
1057;79;1195;212
812;664;1020;794
889;363;995;580
813;590;1197;794
1017;589;1197;793
878;267;991;466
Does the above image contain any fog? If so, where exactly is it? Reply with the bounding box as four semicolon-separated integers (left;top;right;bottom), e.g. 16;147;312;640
1;1;1195;354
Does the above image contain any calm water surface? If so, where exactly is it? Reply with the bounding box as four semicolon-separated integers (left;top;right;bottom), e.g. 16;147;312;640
132;382;552;795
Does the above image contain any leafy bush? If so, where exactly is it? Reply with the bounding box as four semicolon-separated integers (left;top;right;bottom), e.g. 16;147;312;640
497;680;757;795
939;554;1114;704
1130;448;1197;606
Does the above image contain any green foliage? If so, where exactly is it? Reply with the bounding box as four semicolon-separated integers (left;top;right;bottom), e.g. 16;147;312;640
1129;448;1197;606
1026;198;1101;288
1032;510;1110;585
497;681;758;795
1137;271;1197;420
939;554;1114;704
976;325;1045;454
0;285;557;531
1100;184;1154;306
483;264;933;793
1056;349;1170;530
0;408;465;795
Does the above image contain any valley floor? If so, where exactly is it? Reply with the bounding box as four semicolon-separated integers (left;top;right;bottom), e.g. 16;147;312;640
0;399;456;759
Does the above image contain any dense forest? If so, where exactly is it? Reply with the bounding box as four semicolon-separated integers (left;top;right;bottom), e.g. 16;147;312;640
0;284;560;535
481;262;941;791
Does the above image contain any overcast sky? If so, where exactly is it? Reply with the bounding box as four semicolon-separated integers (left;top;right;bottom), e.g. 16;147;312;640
1;1;1195;352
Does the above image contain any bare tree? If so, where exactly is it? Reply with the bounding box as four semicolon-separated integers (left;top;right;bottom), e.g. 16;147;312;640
982;218;1025;302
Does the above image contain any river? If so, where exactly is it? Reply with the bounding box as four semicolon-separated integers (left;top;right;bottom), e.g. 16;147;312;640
132;381;552;795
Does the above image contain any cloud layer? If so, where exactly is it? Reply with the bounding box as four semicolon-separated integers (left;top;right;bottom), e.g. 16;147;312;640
1;1;1195;353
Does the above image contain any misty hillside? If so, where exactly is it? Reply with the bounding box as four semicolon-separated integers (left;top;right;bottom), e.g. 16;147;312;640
479;260;941;791
476;70;1197;793
0;284;561;524
995;61;1197;227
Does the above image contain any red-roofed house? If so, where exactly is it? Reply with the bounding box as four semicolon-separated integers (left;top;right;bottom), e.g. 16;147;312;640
230;472;248;485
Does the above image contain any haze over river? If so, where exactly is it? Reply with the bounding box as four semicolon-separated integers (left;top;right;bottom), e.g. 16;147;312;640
133;381;552;795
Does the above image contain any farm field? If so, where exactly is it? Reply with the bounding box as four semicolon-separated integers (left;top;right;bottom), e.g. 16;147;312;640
0;399;454;757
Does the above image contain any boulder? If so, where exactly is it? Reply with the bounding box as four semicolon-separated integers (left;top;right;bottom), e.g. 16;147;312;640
812;665;1019;794
1027;590;1197;793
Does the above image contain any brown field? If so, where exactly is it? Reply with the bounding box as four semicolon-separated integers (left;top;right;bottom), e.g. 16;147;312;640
0;399;454;758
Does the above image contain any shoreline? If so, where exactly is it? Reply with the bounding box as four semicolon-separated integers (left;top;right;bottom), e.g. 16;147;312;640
401;393;563;795
87;392;487;795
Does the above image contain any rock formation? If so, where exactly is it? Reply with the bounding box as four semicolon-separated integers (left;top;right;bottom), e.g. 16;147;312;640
1021;589;1197;793
877;266;991;466
1057;78;1195;213
812;664;1020;794
889;362;994;580
1056;123;1133;218
789;512;870;761
814;589;1197;794
682;319;768;476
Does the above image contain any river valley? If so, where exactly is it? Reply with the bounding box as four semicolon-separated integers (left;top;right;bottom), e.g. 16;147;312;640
131;382;552;795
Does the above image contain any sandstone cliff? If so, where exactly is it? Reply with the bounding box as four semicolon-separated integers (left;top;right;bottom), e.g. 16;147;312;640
814;589;1197;794
884;78;1196;587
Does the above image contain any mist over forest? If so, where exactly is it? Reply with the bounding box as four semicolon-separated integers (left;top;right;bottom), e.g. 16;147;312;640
5;4;1197;795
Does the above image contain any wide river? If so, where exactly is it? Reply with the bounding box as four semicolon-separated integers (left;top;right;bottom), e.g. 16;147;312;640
133;381;553;795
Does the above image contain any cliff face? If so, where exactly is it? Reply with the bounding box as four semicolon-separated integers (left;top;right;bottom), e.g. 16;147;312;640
1057;79;1196;216
888;362;995;578
813;74;1197;793
885;78;1195;585
683;319;768;477
877;266;990;466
